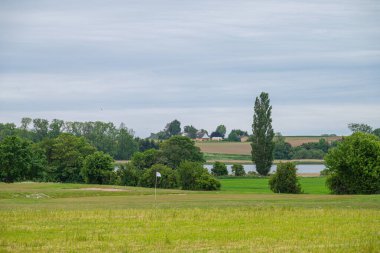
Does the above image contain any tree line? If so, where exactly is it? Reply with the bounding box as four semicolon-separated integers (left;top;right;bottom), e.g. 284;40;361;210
0;133;220;190
149;119;248;141
273;133;339;160
0;118;158;160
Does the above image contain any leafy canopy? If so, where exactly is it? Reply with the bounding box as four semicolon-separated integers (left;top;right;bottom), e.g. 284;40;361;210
325;132;380;194
160;136;204;169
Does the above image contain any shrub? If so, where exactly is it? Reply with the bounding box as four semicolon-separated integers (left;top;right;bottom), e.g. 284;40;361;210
324;132;380;194
211;161;228;176
115;163;141;186
269;162;302;194
139;164;179;189
195;173;221;190
81;151;114;184
231;164;246;176
178;161;220;190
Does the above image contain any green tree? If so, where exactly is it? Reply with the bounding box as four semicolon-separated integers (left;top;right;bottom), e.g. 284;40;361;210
215;125;227;138
194;173;221;191
227;129;248;142
0;136;46;182
211;161;228;176
177;161;220;190
43;133;96;182
184;125;198;139
160;136;204;169
115;125;138;160
0;123;19;141
231;164;246;176
32;118;49;142
324;132;380;194
139;164;179;189
19;118;33;140
373;128;380;138
49;119;64;138
81;151;114;184
136;138;159;152
131;149;161;170
273;132;293;160
20;117;32;130
348;123;373;133
227;131;240;142
165;119;181;137
269;162;301;194
115;163;141;186
251;92;275;176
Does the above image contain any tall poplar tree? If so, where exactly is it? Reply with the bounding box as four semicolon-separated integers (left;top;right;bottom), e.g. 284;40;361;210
251;92;275;175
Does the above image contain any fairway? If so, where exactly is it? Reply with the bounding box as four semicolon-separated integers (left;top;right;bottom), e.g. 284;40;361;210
0;180;379;252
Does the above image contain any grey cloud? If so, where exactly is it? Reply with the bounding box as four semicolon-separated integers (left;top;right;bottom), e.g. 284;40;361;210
0;0;379;136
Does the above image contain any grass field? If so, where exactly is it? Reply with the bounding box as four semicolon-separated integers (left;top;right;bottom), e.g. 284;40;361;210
0;180;379;252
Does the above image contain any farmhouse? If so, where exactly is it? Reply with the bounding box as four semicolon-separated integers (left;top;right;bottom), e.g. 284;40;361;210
211;137;223;141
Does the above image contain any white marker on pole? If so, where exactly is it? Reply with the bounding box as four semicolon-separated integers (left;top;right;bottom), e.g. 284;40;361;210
155;171;161;203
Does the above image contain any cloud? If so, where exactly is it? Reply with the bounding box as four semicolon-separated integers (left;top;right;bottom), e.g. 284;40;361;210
0;0;379;137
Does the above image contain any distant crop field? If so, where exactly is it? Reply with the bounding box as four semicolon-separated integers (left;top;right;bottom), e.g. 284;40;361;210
196;136;343;155
196;142;251;154
284;136;343;147
0;181;379;252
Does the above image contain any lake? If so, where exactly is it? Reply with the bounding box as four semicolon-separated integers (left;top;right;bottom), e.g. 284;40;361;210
204;164;325;174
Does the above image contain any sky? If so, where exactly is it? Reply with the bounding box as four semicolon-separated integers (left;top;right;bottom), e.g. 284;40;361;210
0;0;379;137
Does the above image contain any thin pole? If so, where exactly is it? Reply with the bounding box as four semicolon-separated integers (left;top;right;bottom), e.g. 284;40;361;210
155;171;157;203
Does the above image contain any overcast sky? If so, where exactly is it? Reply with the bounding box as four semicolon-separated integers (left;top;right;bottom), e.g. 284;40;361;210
0;0;379;137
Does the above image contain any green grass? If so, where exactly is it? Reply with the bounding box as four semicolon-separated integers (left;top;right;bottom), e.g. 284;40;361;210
0;181;379;252
219;177;329;194
204;153;252;161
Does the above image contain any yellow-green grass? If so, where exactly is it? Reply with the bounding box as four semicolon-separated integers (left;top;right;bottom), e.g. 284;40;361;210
0;182;379;252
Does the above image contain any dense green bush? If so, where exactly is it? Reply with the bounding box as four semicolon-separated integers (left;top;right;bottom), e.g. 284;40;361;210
139;164;179;189
211;161;228;176
194;173;221;190
178;161;220;190
115;163;141;186
81;151;114;184
231;164;246;176
269;162;302;194
325;132;380;194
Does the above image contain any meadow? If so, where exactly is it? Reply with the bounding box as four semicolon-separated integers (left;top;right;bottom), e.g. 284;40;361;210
0;178;379;253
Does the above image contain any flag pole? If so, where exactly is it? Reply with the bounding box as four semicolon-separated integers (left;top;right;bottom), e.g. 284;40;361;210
155;171;157;203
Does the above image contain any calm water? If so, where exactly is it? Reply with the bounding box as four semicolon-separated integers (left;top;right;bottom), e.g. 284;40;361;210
204;164;325;174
